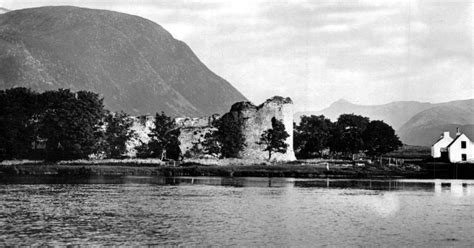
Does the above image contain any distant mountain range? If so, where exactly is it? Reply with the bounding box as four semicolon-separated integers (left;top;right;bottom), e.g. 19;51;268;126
296;99;474;146
0;6;247;116
397;100;474;146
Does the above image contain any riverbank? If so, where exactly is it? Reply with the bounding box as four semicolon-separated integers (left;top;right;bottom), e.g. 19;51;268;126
1;158;472;179
0;161;425;179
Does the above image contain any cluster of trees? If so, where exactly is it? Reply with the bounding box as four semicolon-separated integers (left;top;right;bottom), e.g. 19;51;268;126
0;88;180;161
3;87;397;162
1;88;107;160
294;114;402;159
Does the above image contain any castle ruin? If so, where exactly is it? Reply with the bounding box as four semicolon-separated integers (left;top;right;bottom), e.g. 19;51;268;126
224;96;296;161
124;96;296;161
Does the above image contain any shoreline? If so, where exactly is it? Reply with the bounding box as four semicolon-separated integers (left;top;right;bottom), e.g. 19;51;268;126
1;159;473;180
0;163;423;179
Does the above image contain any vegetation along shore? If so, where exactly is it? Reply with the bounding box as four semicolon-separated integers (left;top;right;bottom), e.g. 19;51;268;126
2;157;473;179
2;87;473;180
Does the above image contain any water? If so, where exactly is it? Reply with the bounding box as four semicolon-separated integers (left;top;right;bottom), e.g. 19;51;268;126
0;176;473;246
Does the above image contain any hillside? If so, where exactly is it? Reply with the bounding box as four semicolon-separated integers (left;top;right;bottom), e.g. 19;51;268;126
295;99;432;130
0;6;247;116
398;124;474;147
398;99;474;145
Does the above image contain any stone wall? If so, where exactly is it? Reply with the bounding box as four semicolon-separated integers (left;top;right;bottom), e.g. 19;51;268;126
124;114;219;158
175;115;218;128
176;115;219;155
123;97;296;161
225;96;296;161
125;115;155;157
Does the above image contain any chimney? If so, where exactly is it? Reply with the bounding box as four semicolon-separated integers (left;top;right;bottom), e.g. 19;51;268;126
443;131;450;139
456;127;461;136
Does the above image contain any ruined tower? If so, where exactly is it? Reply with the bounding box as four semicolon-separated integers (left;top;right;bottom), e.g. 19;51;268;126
225;96;296;161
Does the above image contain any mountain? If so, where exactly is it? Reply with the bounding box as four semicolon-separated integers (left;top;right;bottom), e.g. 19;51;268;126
398;99;474;146
398;124;474;147
297;98;474;146
295;99;433;130
0;7;9;14
0;6;247;116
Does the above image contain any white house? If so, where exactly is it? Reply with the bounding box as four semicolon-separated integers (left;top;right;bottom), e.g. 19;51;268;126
431;129;474;163
447;133;474;163
431;131;453;158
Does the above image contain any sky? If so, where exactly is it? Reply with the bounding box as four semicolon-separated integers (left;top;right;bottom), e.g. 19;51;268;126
1;0;473;112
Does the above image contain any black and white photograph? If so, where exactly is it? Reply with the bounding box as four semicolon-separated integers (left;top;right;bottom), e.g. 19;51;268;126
0;0;473;246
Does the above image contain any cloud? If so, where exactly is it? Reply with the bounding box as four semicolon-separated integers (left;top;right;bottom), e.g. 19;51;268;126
2;0;472;111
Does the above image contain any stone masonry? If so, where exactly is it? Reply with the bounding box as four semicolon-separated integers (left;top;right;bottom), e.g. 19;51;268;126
124;96;296;161
224;96;296;161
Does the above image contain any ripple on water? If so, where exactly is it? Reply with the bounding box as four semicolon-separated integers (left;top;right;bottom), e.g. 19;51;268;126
0;178;473;246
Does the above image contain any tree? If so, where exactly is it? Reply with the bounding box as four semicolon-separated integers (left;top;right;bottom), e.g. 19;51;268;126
147;112;181;160
258;117;290;160
209;113;246;158
38;89;106;160
183;141;202;158
362;120;402;157
294;115;333;158
0;87;40;160
328;114;369;157
201;130;221;157
100;111;135;158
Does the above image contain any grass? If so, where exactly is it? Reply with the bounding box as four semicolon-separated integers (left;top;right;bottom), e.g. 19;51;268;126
0;160;424;179
1;158;165;167
181;158;271;166
385;145;431;160
58;158;165;166
2;150;463;179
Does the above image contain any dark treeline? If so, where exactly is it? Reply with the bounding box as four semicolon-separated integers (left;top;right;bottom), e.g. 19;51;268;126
294;114;402;159
1;87;105;160
0;87;181;161
0;87;256;161
2;87;400;162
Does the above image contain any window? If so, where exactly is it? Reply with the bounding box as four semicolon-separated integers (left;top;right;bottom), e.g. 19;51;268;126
461;141;467;149
462;154;467;161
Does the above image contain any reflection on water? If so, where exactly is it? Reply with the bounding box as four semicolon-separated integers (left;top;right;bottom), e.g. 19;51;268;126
0;176;473;246
3;175;473;196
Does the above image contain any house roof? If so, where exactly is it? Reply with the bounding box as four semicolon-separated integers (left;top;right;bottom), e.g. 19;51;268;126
433;135;452;146
433;136;445;145
447;134;467;148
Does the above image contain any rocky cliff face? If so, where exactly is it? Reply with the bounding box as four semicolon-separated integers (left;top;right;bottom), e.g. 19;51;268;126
226;96;296;161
